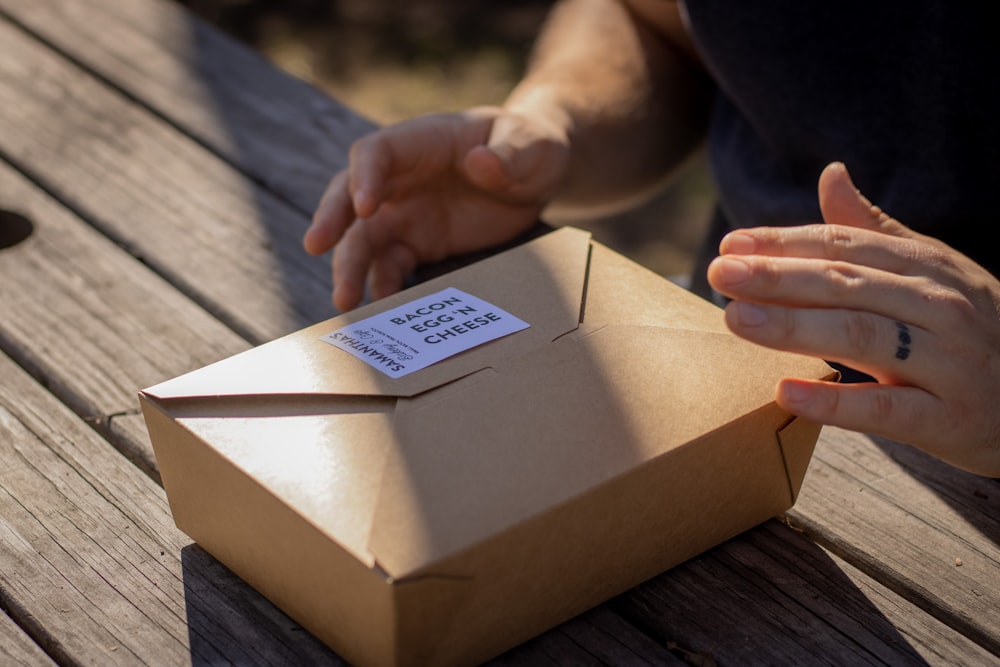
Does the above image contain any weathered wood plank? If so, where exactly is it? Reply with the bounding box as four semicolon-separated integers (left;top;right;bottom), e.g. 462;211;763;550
493;606;684;666
787;428;1000;656
613;518;999;665
0;16;335;343
0;0;375;216
0;158;249;478
0;351;347;665
0;613;56;667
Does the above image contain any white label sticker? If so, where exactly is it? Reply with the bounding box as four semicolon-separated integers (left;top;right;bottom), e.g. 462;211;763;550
321;287;530;378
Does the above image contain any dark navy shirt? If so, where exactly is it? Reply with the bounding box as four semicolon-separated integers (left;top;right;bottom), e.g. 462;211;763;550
682;1;999;277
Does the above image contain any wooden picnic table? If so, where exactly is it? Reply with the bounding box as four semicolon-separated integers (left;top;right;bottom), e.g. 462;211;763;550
1;0;997;664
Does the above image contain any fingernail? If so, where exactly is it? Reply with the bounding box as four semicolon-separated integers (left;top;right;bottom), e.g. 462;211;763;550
302;224;322;253
780;382;811;405
720;232;755;255
713;256;751;286
734;301;768;326
353;189;373;216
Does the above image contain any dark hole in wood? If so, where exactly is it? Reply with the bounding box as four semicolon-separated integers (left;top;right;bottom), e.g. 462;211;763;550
0;210;34;249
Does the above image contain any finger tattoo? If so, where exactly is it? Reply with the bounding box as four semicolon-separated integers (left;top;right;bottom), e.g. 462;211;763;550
895;321;912;360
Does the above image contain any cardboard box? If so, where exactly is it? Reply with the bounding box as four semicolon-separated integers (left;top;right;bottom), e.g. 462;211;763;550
140;226;834;667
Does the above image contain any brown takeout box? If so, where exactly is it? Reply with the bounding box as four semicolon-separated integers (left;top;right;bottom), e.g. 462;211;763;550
140;226;834;667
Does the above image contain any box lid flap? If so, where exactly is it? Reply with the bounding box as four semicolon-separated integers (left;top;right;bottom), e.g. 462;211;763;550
142;227;592;401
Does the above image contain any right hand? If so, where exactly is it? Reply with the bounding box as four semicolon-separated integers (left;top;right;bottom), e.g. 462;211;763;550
304;106;570;311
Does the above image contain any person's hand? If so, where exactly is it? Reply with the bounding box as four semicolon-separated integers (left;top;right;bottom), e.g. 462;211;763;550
708;162;1000;477
304;106;570;312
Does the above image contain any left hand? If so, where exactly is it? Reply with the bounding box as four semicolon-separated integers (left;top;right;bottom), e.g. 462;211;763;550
303;107;567;312
707;162;1000;477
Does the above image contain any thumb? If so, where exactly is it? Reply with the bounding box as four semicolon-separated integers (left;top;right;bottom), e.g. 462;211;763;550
464;143;517;193
464;110;569;202
818;162;915;238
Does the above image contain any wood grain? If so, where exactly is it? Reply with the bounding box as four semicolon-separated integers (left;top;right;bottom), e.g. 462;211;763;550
0;158;249;478
0;16;335;343
614;518;998;665
788;428;1000;656
0;613;56;667
491;606;685;666
0;0;375;216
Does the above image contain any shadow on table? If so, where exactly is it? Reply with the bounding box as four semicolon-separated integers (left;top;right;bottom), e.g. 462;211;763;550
610;519;938;666
180;520;939;666
870;436;1000;548
181;544;347;666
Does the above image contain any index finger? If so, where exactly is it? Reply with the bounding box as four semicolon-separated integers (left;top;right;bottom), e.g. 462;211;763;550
720;225;948;283
304;170;354;256
332;218;376;312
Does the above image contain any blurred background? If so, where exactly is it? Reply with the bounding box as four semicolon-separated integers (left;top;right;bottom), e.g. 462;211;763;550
175;0;715;283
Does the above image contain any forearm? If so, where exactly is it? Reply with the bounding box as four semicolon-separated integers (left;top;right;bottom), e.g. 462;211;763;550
505;0;712;218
